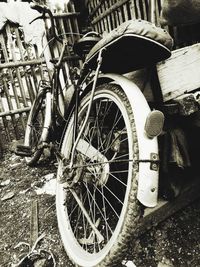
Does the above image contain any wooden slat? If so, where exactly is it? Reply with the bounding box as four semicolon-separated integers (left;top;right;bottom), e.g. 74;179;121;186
88;0;163;30
143;0;148;20
0;106;30;117
129;0;137;19
118;5;124;24
0;7;81;142
0;96;11;141
157;43;200;102
88;0;105;20
14;28;35;104
110;0;116;29
105;2;111;30
2;77;20;138
45;12;80;19
0;30;26;133
100;0;107;31
0;34;21;110
6;25;28;107
139;178;200;235
97;0;103;33
0;58;45;69
30;199;38;248
113;0;120;27
91;0;130;25
122;2;129;22
135;0;142;19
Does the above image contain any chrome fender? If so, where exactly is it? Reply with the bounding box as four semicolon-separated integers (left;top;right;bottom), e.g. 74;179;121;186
96;73;159;207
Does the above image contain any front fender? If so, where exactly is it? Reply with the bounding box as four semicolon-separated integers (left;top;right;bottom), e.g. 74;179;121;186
90;73;159;207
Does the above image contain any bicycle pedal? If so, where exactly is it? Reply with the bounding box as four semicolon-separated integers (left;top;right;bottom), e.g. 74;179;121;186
15;144;33;157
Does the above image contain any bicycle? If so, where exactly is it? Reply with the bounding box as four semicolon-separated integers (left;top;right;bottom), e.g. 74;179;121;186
16;1;173;266
15;3;85;166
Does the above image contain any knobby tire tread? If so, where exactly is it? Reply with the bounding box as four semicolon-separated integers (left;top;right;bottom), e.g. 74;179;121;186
59;83;142;267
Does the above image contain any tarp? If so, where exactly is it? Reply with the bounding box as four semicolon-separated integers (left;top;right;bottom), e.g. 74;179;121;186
0;2;45;45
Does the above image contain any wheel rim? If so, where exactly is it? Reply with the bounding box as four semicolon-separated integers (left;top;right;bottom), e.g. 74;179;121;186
57;89;135;266
24;94;46;161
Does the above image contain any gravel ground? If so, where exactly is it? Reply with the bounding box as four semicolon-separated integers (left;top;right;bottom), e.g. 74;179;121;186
0;149;200;267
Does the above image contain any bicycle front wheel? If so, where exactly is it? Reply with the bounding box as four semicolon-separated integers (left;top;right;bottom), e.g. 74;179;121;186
24;89;51;166
56;84;142;267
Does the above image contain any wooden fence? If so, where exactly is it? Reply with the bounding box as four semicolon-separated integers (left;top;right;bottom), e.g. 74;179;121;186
0;1;80;145
86;0;200;49
86;0;162;32
1;0;200;146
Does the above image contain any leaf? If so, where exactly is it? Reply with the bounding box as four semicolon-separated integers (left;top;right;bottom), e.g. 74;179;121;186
1;191;15;201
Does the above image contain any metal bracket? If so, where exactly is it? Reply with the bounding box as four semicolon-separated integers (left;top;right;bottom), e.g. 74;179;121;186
137;153;159;171
150;153;159;171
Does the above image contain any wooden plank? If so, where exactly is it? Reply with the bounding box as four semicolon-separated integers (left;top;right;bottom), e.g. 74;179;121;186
129;0;137;19
101;1;108;30
0;6;81;142
46;12;80;19
141;0;148;20
0;30;26;133
95;0;102;32
102;1;111;32
110;0;119;27
154;0;161;26
91;0;130;25
101;1;110;32
139;178;200;234
157;43;200;102
114;1;121;27
135;0;142;19
14;28;34;104
26;45;44;98
30;199;38;248
2;77;20;138
0;96;11;141
98;0;104;32
0;34;21;109
0;58;45;69
122;2;129;22
56;17;72;85
118;5;124;24
88;0;105;20
6;25;28;107
0;107;30;118
105;0;112;31
110;0;116;29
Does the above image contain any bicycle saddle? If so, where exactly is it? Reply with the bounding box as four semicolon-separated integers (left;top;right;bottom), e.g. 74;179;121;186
73;32;102;59
85;19;173;74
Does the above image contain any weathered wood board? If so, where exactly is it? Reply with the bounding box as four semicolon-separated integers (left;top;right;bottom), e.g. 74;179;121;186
139;178;200;235
157;43;200;102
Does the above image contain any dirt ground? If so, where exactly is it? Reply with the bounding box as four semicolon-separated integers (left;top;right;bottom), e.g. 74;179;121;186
0;147;200;267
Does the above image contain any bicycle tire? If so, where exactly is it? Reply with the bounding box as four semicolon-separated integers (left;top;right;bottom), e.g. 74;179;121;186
24;89;52;166
56;84;142;267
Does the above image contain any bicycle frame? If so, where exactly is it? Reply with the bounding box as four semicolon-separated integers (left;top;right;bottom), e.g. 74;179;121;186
26;2;170;208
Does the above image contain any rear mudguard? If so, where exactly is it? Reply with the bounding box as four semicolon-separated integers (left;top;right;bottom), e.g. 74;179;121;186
85;73;159;207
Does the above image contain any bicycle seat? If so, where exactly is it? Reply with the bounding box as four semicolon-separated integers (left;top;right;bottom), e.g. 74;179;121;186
85;19;173;73
73;32;102;59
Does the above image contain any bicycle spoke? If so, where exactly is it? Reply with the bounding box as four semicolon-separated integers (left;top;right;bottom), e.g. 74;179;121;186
83;182;113;235
56;85;140;266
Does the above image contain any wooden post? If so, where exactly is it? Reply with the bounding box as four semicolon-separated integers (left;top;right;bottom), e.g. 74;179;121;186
30;199;39;248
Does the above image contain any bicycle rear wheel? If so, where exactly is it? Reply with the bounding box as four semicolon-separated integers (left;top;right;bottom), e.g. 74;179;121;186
56;84;142;267
24;89;51;166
